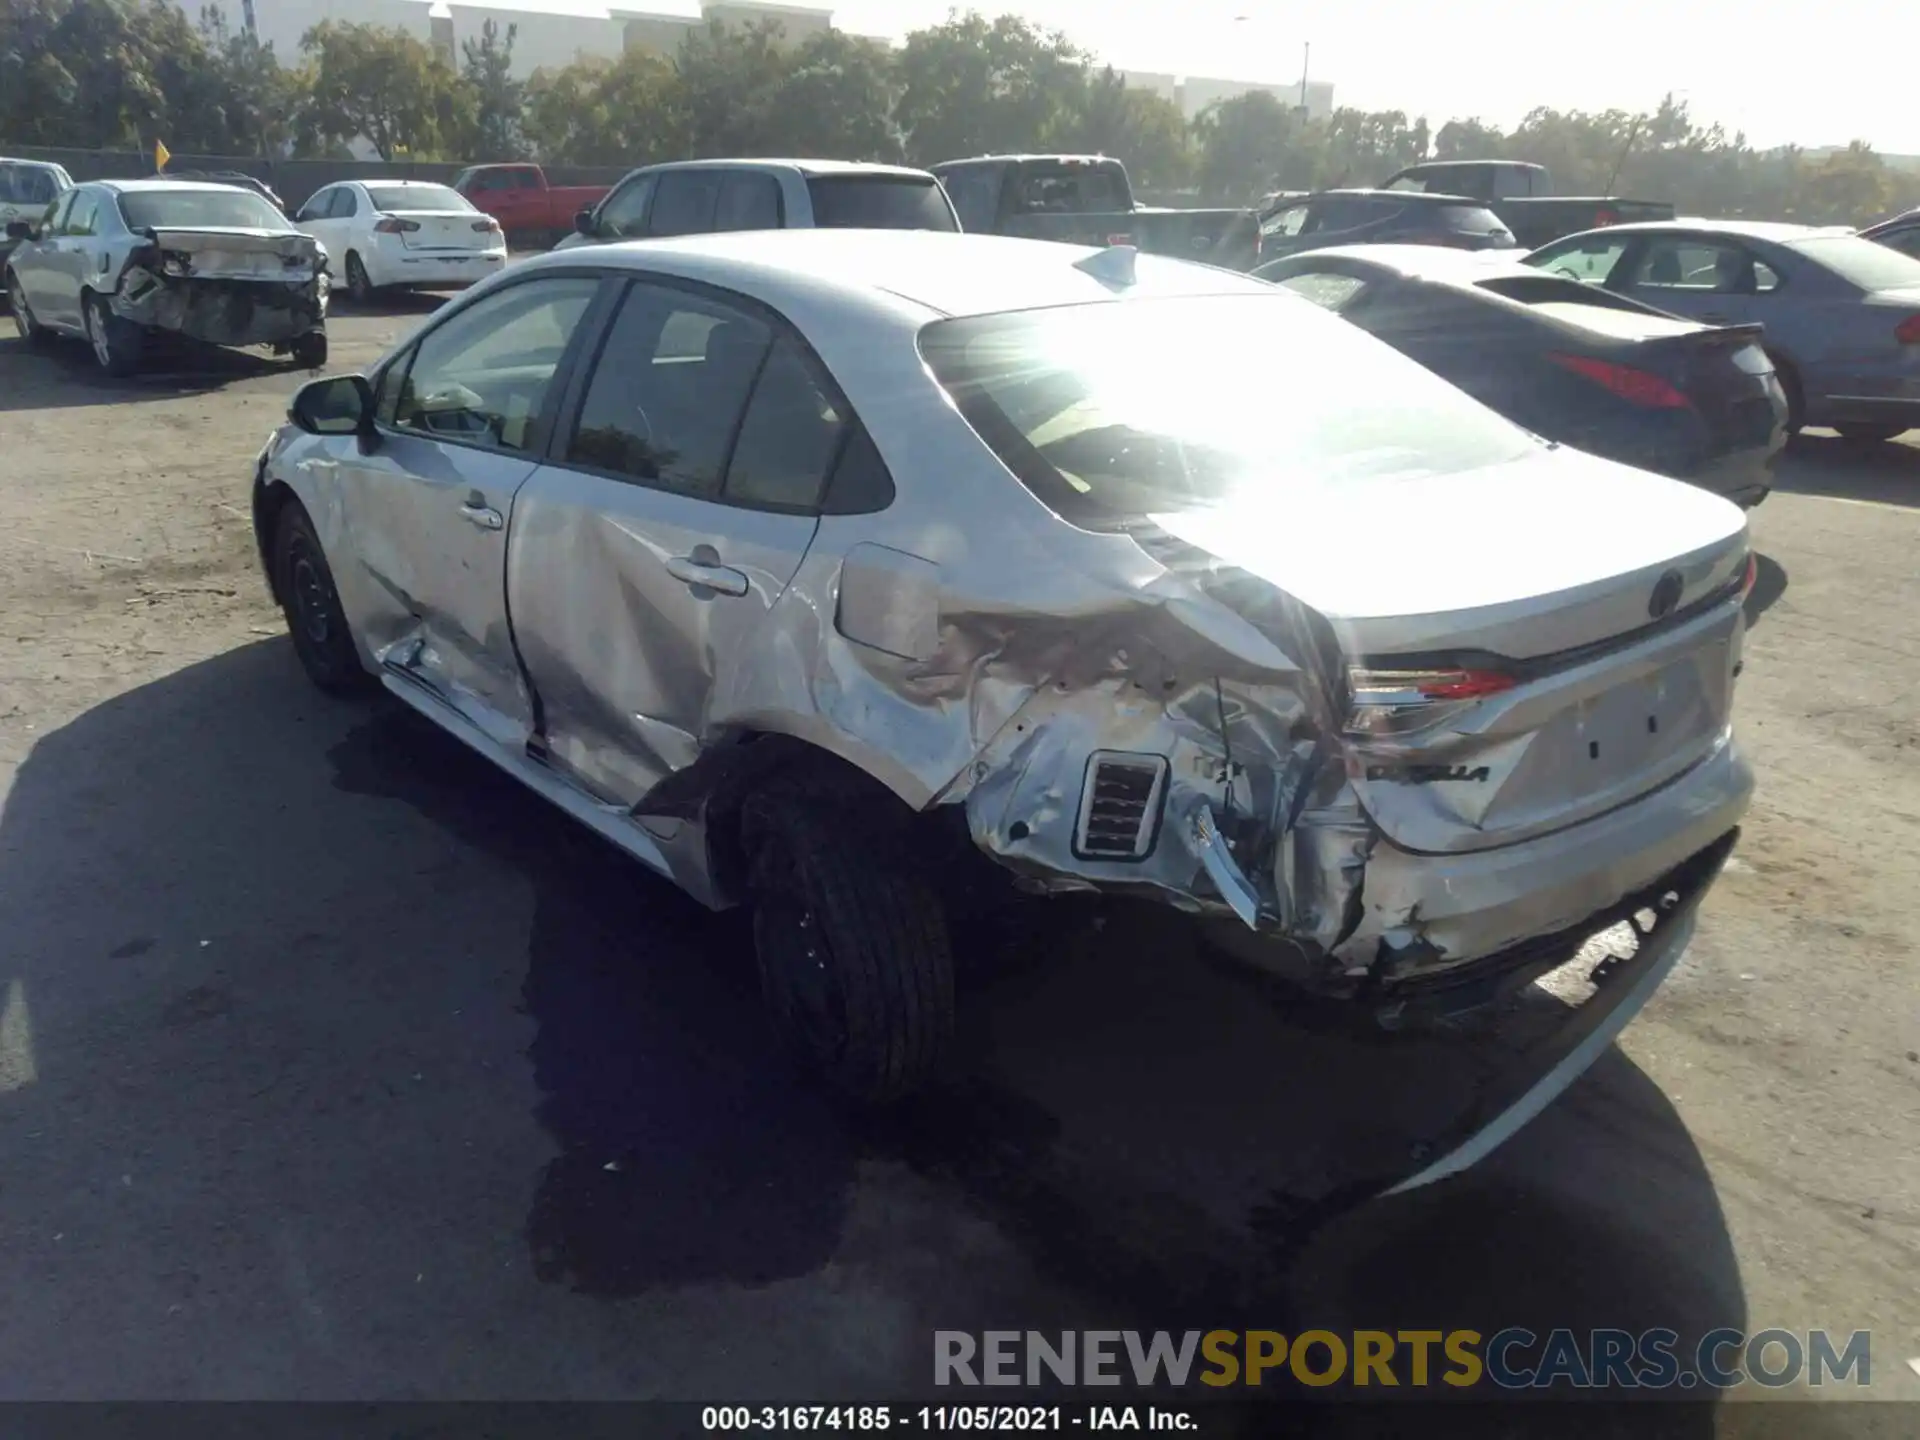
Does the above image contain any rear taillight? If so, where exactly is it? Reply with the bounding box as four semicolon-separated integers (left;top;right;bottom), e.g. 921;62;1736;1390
1106;232;1132;247
1895;313;1920;344
1346;666;1517;734
1741;552;1758;600
1595;209;1620;227
1550;352;1693;409
472;217;500;233
372;217;420;234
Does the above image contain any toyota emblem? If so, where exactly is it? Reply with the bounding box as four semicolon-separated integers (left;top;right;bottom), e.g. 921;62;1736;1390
1649;569;1686;619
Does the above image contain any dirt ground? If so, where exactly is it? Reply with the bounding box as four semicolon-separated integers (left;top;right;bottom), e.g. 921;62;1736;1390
1;301;1916;1423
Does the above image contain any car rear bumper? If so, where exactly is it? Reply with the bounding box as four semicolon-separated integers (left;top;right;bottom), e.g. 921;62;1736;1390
366;249;507;289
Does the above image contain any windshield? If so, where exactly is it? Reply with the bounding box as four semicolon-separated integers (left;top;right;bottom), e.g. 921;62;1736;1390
806;176;957;232
1789;234;1920;291
918;293;1535;524
119;188;288;232
365;184;473;214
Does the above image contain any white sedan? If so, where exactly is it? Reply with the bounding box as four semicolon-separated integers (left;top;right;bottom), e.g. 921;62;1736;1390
292;179;506;304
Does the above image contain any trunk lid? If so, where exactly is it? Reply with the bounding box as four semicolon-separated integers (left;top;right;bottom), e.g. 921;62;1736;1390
390;211;493;251
140;227;320;280
1151;445;1750;853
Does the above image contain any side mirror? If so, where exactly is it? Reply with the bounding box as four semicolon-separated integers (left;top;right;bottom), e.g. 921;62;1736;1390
5;220;33;242
574;208;594;236
289;373;373;437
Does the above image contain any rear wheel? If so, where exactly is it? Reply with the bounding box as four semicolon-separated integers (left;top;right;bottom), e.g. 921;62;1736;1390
8;271;51;345
273;502;371;695
1834;422;1906;444
344;252;376;306
741;783;955;1104
83;291;143;377
290;329;328;370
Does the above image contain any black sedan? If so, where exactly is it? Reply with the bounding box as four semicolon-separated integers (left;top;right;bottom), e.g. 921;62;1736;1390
1255;190;1517;263
1862;209;1920;260
1252;245;1787;507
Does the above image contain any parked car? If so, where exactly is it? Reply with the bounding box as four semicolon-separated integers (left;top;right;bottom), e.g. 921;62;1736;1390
930;154;1261;269
293;179;506;303
554;159;958;251
1256;189;1518;261
6;179;326;375
452;163;614;249
156;168;287;215
1255;245;1787;506
1524;220;1920;442
0;157;73;284
1861;208;1920;260
1381;160;1676;250
252;229;1753;1171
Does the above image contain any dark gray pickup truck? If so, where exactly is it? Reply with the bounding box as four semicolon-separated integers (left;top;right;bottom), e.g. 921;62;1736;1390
1381;160;1674;250
930;154;1262;270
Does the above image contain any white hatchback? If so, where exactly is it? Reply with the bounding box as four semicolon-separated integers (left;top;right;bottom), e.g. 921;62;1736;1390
293;179;506;303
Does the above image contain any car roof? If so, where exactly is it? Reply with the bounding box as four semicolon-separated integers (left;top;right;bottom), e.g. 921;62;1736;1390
636;159;937;180
1552;218;1853;244
350;178;455;187
1306;188;1488;206
1270;244;1534;282
528;229;1271;320
931;155;1119;168
93;178;269;196
0;156;66;169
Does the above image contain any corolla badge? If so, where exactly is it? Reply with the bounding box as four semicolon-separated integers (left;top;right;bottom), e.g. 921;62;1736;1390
1649;568;1686;619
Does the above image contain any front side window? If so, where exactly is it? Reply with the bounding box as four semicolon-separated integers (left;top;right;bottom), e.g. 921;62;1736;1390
919;293;1534;525
597;174;656;239
1525;234;1634;285
649;171;723;237
566;282;772;497
391;277;600;451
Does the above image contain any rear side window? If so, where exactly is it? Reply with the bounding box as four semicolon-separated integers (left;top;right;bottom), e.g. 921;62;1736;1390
328;188;358;219
806;176;957;232
1273;272;1372;310
714;172;782;232
566;282;772;498
650;171;723;236
723;335;848;511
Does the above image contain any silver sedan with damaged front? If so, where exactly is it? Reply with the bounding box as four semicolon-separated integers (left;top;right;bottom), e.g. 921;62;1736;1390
252;230;1755;1145
6;179;327;376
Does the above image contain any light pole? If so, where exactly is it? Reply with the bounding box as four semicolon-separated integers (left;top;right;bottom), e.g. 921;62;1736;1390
1232;14;1312;118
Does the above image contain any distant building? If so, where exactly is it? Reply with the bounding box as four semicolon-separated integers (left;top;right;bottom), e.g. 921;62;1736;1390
1161;74;1336;123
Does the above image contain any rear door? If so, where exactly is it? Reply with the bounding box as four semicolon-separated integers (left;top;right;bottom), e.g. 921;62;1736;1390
712;170;783;232
508;276;845;805
1616;233;1776;326
45;187;103;325
333;273;606;743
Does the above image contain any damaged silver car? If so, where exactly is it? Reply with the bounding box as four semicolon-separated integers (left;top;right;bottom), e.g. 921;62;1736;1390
6;179;327;376
252;231;1754;1173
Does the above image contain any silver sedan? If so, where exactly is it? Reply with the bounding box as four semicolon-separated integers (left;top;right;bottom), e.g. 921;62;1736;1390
1525;219;1920;442
254;231;1752;1181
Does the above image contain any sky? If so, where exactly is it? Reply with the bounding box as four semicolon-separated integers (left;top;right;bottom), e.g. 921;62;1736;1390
433;0;1920;155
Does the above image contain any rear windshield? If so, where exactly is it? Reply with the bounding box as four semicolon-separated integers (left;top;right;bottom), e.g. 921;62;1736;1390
119;188;287;231
1008;165;1128;214
365;184;473;214
1437;205;1511;235
1788;234;1920;291
0;163;66;205
918;293;1533;524
806;175;957;232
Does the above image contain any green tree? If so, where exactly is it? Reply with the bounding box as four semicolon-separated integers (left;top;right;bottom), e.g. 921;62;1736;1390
893;11;1091;165
461;17;525;161
762;30;902;162
671;17;792;157
1193;90;1306;201
297;19;471;160
523;50;684;166
1059;67;1191;191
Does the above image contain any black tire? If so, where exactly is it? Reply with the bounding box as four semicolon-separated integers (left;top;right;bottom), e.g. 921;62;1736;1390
273;502;371;695
345;252;375;306
83;291;143;377
1834;422;1906;444
7;271;51;346
290;329;328;369
741;783;955;1104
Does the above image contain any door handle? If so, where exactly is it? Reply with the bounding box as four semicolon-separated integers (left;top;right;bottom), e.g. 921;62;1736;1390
458;500;504;531
665;550;750;597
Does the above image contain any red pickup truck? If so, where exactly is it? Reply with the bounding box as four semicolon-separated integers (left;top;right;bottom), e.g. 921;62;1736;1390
452;164;613;249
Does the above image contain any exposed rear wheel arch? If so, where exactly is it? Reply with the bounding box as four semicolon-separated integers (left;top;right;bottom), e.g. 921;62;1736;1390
1767;351;1805;434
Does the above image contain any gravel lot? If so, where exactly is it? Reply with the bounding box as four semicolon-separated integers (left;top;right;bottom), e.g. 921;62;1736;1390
0;299;1916;1422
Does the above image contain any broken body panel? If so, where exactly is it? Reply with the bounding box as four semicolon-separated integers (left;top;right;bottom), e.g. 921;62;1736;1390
114;227;324;347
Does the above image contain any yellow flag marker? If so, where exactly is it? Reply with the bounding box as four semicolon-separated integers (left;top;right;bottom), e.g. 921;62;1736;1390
155;139;171;172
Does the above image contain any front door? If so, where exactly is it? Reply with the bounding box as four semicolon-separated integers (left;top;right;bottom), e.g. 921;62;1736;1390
1616;233;1772;326
507;276;842;805
335;273;604;744
43;188;100;327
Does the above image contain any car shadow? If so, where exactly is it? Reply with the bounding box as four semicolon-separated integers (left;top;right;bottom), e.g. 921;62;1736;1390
1744;553;1788;629
0;330;311;412
0;640;1747;1404
1773;432;1919;509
